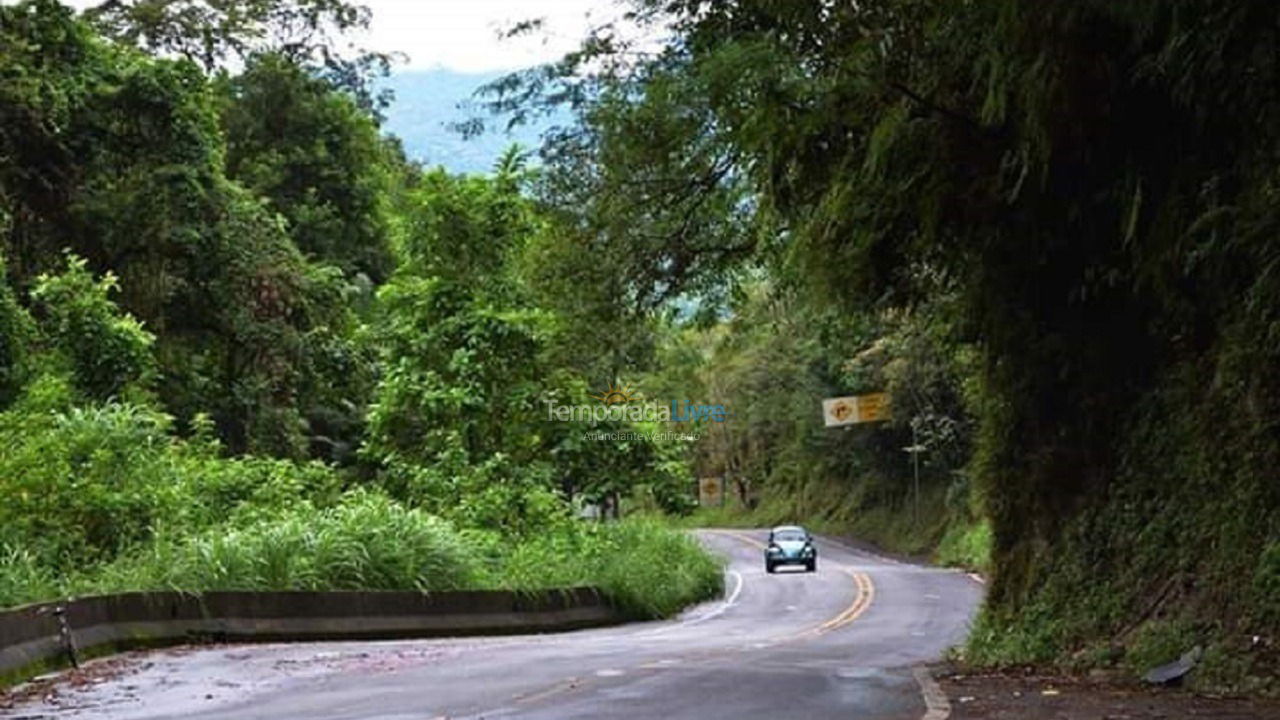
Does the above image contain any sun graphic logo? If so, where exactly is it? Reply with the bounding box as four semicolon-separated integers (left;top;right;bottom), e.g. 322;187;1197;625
593;382;637;405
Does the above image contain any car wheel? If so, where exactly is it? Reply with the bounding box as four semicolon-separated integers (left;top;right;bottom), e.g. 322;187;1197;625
806;559;816;572
765;561;775;574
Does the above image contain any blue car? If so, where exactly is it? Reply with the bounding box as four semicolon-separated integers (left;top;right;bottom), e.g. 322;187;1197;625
764;525;817;573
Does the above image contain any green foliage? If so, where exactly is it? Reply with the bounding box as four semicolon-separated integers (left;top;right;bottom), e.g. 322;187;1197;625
966;341;1280;690
395;168;537;285
363;276;548;467
0;487;723;622
364;168;685;527
482;0;1280;690
365;169;545;472
104;491;478;592
82;0;395;115
0;256;35;408
0;546;59;610
1121;619;1200;677
0;387;349;570
0;0;722;631
491;517;724;619
218;53;394;281
1256;543;1280;628
935;519;992;574
0;1;382;458
0;399;176;565
31;254;156;401
376;454;567;536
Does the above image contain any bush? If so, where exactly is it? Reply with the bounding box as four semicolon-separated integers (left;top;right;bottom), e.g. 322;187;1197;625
1255;542;1280;627
0;255;34;409
0;545;60;609
0;491;724;622
100;491;480;592
30;254;155;402
936;518;992;573
0;391;348;571
0;398;180;565
492;518;724;619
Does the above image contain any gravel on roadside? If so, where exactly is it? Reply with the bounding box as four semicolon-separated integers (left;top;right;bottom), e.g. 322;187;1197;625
936;665;1280;720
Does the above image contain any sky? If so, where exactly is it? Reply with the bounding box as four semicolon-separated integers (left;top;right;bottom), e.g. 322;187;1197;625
356;0;623;72
49;0;628;73
39;0;644;171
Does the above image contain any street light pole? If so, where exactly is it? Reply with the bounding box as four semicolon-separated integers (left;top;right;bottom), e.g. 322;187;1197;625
903;423;924;527
913;424;920;526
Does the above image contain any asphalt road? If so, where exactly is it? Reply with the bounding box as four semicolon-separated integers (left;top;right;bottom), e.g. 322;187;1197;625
4;530;984;720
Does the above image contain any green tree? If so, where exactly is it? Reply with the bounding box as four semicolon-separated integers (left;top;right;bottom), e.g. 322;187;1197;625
0;255;35;409
82;0;395;114
217;53;394;282
363;169;558;529
0;1;374;457
31;254;156;402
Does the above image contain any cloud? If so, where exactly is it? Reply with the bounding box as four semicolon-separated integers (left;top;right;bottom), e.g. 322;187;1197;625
357;0;619;72
41;0;626;73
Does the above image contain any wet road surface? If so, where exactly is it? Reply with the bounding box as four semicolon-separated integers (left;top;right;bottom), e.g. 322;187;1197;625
2;530;984;720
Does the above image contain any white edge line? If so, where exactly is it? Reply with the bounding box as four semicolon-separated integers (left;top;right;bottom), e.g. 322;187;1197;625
912;665;952;720
679;569;743;626
631;569;742;638
726;569;744;605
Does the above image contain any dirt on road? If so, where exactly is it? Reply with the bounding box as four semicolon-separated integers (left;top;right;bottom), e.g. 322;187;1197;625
939;667;1280;719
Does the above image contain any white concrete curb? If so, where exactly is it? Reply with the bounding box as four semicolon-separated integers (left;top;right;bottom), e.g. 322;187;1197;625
913;665;952;720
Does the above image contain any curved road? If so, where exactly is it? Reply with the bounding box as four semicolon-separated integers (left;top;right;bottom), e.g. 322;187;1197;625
4;530;983;720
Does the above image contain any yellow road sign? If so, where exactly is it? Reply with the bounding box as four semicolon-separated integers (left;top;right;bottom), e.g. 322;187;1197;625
822;393;891;426
699;476;724;506
856;392;891;422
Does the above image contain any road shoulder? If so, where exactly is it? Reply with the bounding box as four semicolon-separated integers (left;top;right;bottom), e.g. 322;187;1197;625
936;664;1280;719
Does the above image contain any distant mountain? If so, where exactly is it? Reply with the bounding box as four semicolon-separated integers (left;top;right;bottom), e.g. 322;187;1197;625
378;69;560;175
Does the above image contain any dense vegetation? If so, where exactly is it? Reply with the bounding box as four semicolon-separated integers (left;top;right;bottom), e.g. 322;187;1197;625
4;0;1279;696
472;0;1280;693
0;0;718;620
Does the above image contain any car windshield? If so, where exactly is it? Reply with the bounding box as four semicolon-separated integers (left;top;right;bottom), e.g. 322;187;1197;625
773;530;807;542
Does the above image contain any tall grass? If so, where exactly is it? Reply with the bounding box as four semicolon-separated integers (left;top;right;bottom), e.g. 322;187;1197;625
0;497;724;621
0;546;60;609
97;491;480;593
491;517;725;619
0;396;723;616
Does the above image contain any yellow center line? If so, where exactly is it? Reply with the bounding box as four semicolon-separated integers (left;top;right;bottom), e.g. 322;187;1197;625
718;528;767;550
508;529;876;710
707;528;876;640
813;568;875;635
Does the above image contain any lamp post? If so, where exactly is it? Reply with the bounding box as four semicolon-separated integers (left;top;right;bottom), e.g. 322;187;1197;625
902;423;925;527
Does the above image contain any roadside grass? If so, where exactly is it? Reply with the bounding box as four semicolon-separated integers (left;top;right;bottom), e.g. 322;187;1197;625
0;498;724;622
935;518;993;573
0;399;723;617
483;517;725;619
0;546;60;610
667;504;772;530
95;490;481;593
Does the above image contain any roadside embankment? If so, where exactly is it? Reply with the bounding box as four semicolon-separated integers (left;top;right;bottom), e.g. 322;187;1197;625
0;587;620;688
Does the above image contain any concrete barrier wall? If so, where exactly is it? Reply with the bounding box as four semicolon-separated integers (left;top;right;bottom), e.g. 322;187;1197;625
0;588;619;685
